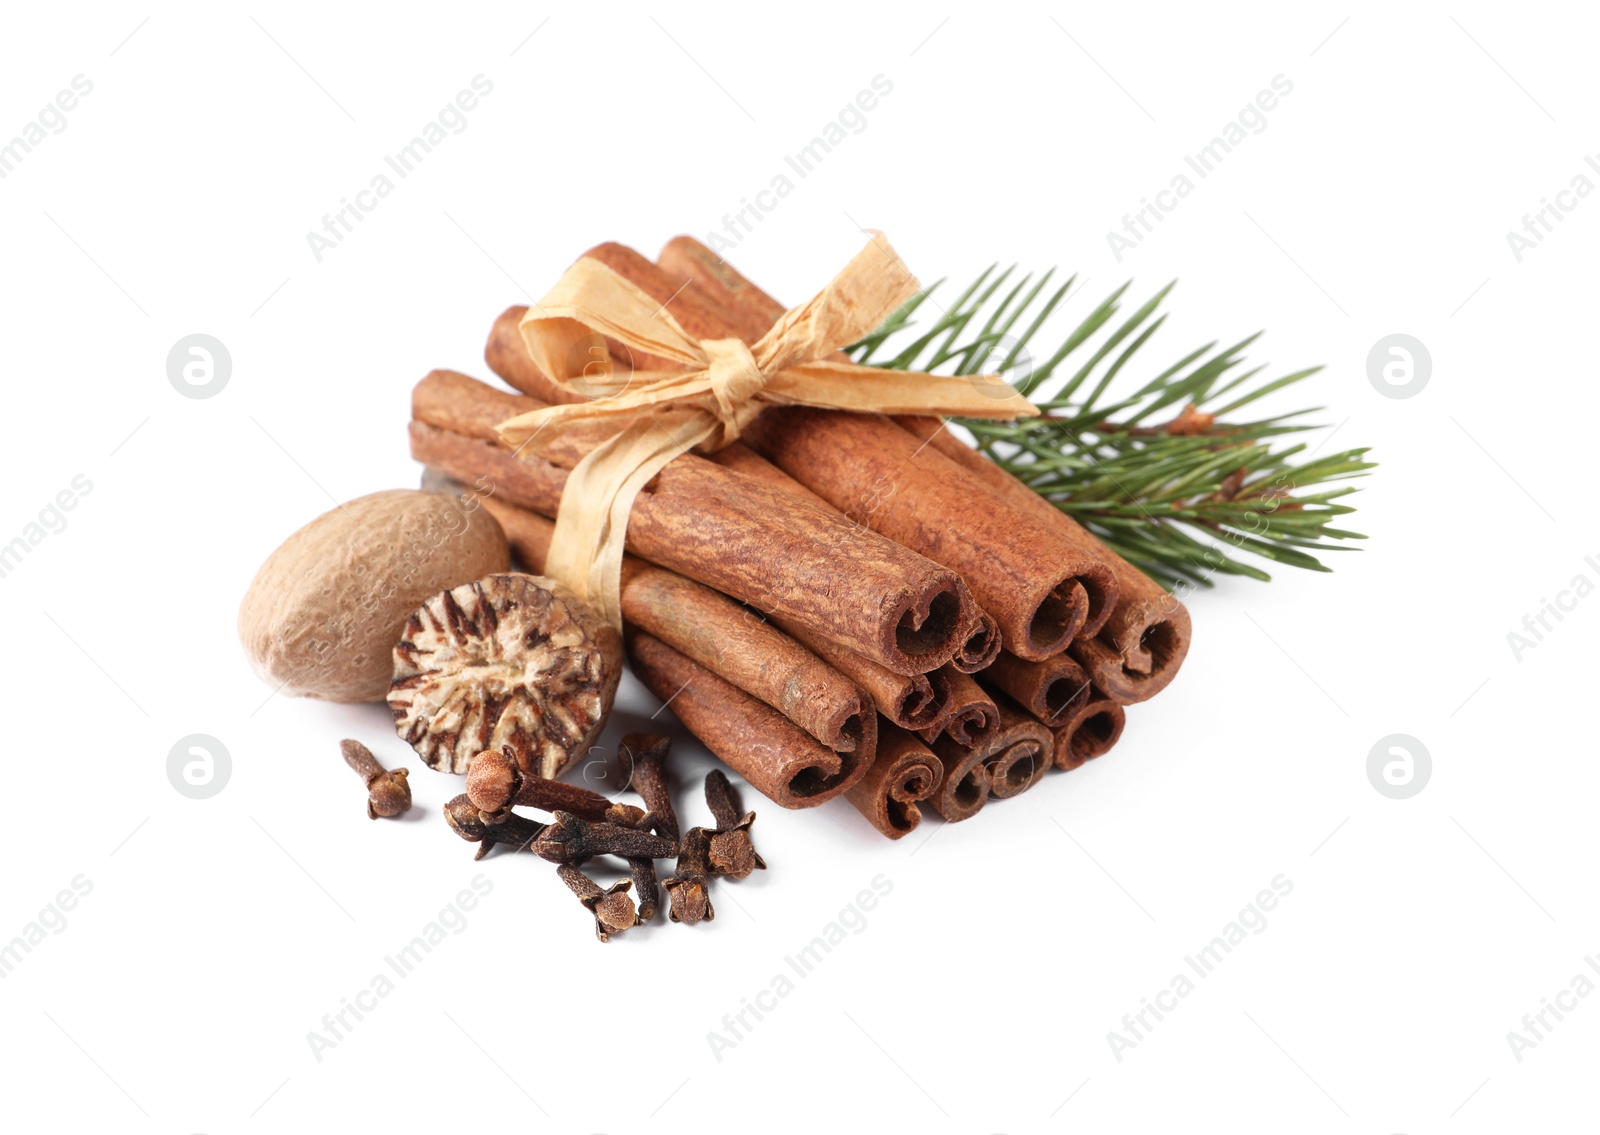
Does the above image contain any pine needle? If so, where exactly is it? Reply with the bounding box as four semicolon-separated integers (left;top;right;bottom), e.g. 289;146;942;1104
852;270;1376;587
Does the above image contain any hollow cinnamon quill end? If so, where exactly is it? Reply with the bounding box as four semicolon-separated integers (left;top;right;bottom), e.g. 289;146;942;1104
883;575;976;677
1074;561;1122;641
484;304;579;406
1013;579;1090;661
986;737;1052;800
1054;696;1128;771
951;610;1002;673
626;631;875;809
893;667;952;732
821;697;868;755
844;722;944;840
1018;556;1122;662
919;666;999;749
1071;597;1192;705
928;730;994;823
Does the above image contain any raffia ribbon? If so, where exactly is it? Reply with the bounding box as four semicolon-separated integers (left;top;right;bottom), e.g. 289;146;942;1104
496;233;1039;630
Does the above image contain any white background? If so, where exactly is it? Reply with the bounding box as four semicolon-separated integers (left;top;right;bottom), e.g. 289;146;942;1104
1;2;1594;1131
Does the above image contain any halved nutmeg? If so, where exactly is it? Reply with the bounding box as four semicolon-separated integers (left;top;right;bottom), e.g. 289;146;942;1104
387;573;622;776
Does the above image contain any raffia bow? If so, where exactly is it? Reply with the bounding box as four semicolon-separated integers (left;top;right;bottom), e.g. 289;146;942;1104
496;233;1039;630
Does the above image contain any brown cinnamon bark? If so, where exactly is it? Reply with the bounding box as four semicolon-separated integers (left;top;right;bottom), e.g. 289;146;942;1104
625;631;875;809
764;613;951;731
702;443;832;507
894;415;1192;705
480;333;813;502
479;494;867;753
688;432;963;731
1054;694;1127;771
660;236;787;332
485;244;762;394
486;306;583;405
589;241;773;344
983;650;1093;728
411;420;565;512
952;610;1002;673
743;406;1116;662
410;371;975;675
980;692;1055;800
640;237;1120;661
917;666;998;749
928;731;993;823
843;721;943;840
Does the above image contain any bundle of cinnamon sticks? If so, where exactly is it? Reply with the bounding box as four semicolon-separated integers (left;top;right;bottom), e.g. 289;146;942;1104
409;238;1191;839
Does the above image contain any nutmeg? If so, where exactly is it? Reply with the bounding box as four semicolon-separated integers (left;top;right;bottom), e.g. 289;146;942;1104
387;573;623;776
238;490;509;703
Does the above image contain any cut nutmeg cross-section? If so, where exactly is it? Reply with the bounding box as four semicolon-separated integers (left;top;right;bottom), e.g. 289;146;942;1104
387;572;622;776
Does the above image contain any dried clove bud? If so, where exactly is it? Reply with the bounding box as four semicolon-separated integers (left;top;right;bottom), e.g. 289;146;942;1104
613;812;662;923
443;795;545;860
704;769;766;879
628;862;661;923
465;747;645;826
531;811;675;865
664;827;716;925
556;863;638;942
340;739;412;820
622;733;679;846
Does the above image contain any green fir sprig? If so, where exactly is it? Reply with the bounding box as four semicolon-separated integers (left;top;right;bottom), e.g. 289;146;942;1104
850;267;1375;590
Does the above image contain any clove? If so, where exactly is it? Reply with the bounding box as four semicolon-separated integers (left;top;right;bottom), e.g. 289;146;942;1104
556;863;638;942
704;769;766;879
466;746;646;826
443;795;545;859
340;739;412;820
625;851;662;924
613;812;663;923
663;827;716;925
531;811;675;865
622;733;679;846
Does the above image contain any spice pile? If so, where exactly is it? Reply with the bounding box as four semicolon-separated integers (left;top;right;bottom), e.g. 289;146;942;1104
440;734;758;940
238;234;1197;942
407;238;1191;837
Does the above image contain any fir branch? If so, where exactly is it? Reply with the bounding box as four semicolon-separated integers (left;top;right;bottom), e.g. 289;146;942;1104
851;270;1375;589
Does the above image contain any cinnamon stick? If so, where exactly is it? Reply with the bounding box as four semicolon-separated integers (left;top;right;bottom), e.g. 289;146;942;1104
478;493;867;753
626;631;875;808
894;415;1192;705
917;666;998;749
980;691;1055;800
951;610;1003;673
767;614;952;732
486;305;583;406
641;237;1121;661
1054;694;1127;771
488;263;1009;682
682;429;963;732
983;650;1093;729
703;443;832;508
842;721;944;840
660;236;787;331
485;242;762;394
659;238;998;672
411;370;975;675
928;689;1055;820
746;407;1120;660
928;731;993;823
589;241;773;343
